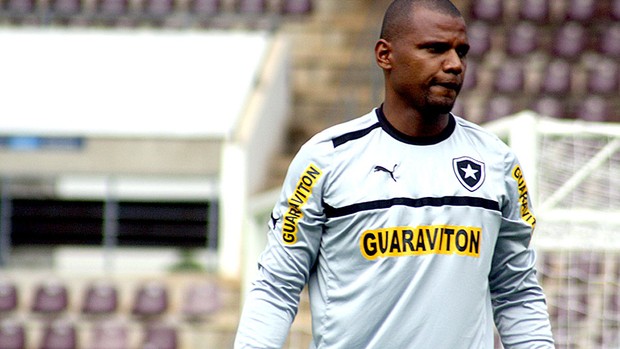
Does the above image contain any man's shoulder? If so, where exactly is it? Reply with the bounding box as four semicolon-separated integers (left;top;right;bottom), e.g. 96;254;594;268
304;109;379;148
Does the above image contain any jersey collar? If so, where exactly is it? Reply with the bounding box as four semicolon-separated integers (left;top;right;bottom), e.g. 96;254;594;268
375;105;456;146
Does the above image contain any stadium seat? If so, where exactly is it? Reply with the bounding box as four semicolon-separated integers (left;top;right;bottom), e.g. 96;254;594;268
31;281;69;316
505;22;539;56
493;62;525;94
96;0;129;18
469;0;503;23
190;0;220;16
539;59;572;95
131;282;168;318
483;95;517;121
6;0;35;15
144;0;174;19
81;282;118;316
462;60;478;90
599;23;620;58
39;319;77;349
0;280;18;314
466;21;492;59
235;0;266;14
532;97;567;119
88;320;129;349
282;0;312;15
586;59;619;95
575;96;611;122
0;318;25;349
565;0;597;23
181;282;220;321
50;0;82;18
613;0;620;20
518;0;550;23
552;22;587;59
141;323;177;349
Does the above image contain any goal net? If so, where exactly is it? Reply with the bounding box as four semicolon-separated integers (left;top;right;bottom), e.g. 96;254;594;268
486;112;620;349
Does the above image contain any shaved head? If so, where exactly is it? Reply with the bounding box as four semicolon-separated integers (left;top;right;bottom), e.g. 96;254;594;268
380;0;463;40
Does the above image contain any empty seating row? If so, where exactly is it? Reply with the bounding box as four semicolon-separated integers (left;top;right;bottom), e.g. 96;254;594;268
0;317;178;349
0;279;221;321
468;20;620;59
0;0;313;24
470;0;620;24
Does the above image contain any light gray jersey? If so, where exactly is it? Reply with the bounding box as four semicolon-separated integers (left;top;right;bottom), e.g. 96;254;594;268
235;108;554;349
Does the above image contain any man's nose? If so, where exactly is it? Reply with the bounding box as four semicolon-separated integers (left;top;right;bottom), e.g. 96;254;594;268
443;49;464;74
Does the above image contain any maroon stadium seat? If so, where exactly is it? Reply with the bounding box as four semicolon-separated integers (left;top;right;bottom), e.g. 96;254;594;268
469;0;503;22
81;282;118;316
539;59;572;95
132;282;168;318
50;0;82;18
144;0;174;19
190;0;220;16
88;320;129;349
282;0;312;15
235;0;266;14
576;96;611;122
181;282;221;320
97;0;129;18
493;63;525;94
141;323;177;349
552;22;587;59
613;0;620;20
466;21;492;59
484;95;517;121
586;59;619;95
532;97;567;119
39;319;77;349
6;0;35;14
0;319;25;349
31;281;69;316
565;0;597;23
599;23;620;58
462;60;479;90
518;0;550;23
0;280;18;314
506;22;539;56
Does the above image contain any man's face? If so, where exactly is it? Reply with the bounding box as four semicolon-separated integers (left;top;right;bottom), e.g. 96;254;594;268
383;7;469;116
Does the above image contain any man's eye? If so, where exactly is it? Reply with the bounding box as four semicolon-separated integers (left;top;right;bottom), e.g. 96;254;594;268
457;47;469;58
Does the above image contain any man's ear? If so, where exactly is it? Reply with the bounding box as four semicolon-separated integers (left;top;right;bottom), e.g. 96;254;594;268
375;39;392;70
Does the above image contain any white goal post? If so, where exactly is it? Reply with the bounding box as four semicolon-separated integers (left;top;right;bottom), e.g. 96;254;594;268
485;111;620;251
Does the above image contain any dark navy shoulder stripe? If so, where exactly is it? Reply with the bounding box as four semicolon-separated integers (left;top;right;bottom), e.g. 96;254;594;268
332;122;381;148
323;196;500;218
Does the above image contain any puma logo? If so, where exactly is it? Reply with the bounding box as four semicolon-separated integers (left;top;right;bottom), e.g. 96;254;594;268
374;164;398;182
270;212;280;229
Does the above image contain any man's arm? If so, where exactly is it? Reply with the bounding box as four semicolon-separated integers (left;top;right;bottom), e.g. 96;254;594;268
235;142;328;348
490;156;555;348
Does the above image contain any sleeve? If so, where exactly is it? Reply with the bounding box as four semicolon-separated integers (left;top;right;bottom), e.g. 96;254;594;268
234;140;329;349
489;151;555;349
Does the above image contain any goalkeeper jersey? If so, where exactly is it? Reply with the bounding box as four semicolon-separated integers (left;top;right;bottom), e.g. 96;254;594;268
235;107;554;349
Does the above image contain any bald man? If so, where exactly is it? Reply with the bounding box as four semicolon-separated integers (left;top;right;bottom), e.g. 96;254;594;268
235;1;555;348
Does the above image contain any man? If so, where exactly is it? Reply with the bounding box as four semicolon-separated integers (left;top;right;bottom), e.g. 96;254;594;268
235;0;555;348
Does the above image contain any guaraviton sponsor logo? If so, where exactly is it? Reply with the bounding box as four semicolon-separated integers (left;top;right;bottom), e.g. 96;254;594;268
512;165;536;228
282;164;322;245
360;225;482;260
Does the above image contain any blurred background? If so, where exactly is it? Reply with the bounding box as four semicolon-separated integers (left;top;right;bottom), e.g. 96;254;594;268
0;0;618;348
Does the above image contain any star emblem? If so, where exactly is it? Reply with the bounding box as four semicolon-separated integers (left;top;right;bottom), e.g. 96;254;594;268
453;157;485;192
460;164;479;180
